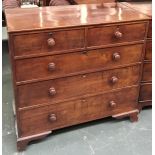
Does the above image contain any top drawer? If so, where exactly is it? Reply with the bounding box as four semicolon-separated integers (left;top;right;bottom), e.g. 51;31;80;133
87;23;146;48
13;29;85;57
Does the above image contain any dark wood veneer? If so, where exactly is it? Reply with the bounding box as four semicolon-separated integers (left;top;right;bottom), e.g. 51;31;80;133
145;40;152;60
17;65;140;108
122;1;152;108
19;86;139;138
87;23;146;47
141;62;152;82
139;83;152;101
147;20;152;38
13;29;85;57
15;44;143;82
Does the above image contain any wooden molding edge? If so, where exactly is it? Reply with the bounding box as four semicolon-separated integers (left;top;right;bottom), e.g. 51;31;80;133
17;131;52;151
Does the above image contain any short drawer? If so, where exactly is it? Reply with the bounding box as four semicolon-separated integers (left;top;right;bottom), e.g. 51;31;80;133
87;23;147;47
19;86;139;137
13;29;85;57
139;83;152;101
145;40;152;61
15;44;143;82
147;20;152;38
17;65;140;108
142;62;152;82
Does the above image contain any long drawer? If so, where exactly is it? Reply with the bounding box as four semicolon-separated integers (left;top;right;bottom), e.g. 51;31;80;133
17;65;140;108
139;83;152;101
142;62;152;82
19;86;139;137
13;29;85;57
145;40;152;61
15;44;143;82
87;23;146;48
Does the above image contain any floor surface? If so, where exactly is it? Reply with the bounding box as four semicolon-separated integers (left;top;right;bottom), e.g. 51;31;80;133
2;31;152;155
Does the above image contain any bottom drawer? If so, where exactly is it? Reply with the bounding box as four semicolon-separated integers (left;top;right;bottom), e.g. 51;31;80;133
19;86;139;137
139;83;152;101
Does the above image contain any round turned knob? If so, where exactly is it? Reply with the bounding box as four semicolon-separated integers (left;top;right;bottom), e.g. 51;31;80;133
48;63;56;71
81;99;86;103
113;52;120;61
82;75;87;78
47;38;55;47
109;101;116;108
49;87;56;96
111;76;118;84
114;30;122;39
49;114;57;122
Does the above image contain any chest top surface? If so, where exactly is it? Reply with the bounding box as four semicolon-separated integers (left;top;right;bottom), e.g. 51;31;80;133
5;3;149;33
122;2;152;17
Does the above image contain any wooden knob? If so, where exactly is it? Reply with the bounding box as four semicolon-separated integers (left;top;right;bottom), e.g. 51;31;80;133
48;63;55;71
47;38;55;47
49;114;57;122
114;30;122;39
82;51;87;55
82;75;87;78
113;53;120;61
81;99;86;103
109;101;116;108
111;76;118;84
49;87;56;96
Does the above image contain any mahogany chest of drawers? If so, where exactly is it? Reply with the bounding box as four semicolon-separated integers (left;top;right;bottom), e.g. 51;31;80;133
5;3;150;151
122;2;152;108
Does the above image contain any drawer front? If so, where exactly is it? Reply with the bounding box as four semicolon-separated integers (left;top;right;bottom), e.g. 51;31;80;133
15;44;143;82
147;20;152;38
142;62;152;82
13;29;85;57
19;86;139;137
139;83;152;101
17;65;140;108
145;40;152;61
87;23;146;47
